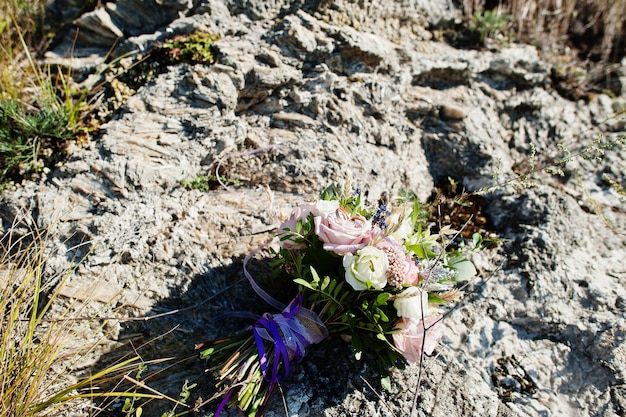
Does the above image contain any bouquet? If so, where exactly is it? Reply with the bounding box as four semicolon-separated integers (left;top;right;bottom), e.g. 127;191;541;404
197;184;478;416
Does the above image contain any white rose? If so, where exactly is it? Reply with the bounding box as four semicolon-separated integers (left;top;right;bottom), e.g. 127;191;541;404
343;246;388;290
313;200;340;216
390;214;413;242
393;286;428;320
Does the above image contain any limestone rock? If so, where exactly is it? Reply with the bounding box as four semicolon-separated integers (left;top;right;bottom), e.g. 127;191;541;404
3;1;626;416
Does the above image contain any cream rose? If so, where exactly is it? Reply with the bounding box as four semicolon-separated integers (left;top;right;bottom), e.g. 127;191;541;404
343;246;388;290
393;286;428;320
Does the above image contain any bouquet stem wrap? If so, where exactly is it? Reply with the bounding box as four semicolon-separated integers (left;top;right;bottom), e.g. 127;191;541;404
253;295;328;385
202;249;329;417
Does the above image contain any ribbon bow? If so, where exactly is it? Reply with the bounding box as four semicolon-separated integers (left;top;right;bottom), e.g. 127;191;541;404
253;295;328;384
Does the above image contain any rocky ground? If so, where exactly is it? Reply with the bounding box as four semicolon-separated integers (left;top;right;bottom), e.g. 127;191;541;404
2;0;626;416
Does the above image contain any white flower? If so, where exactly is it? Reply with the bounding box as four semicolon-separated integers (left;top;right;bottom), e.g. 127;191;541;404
313;200;340;216
389;214;413;242
343;246;388;290
393;286;428;320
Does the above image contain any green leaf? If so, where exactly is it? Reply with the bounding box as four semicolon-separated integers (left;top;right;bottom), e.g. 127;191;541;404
199;347;215;358
428;293;446;306
448;256;477;281
310;267;320;283
377;308;389;322
321;275;331;291
122;398;133;412
380;375;392;392
375;292;390;306
293;278;315;290
472;232;483;248
328;279;337;295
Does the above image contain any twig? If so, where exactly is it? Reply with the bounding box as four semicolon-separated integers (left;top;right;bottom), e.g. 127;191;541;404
360;375;399;417
278;382;289;417
410;260;504;416
123;375;190;408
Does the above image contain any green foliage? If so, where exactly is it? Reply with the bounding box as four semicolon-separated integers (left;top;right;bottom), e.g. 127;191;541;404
0;99;72;185
180;174;240;191
121;363;148;417
295;268;405;368
294;268;351;320
164;33;219;64
472;9;511;42
320;183;368;217
159;380;197;417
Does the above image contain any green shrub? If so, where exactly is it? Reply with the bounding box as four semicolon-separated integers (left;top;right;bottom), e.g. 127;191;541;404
471;9;511;42
164;33;219;64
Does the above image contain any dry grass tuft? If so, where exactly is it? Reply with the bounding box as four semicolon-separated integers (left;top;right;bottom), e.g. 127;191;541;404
465;0;626;63
0;216;153;416
0;0;48;103
0;222;75;416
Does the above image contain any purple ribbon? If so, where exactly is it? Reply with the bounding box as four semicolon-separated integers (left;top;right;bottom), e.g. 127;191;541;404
252;295;328;384
244;243;286;311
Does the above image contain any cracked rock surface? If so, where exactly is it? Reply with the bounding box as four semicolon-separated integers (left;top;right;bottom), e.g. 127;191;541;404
3;1;626;416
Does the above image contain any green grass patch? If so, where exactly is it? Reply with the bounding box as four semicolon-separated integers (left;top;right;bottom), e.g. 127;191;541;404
164;32;219;64
181;174;240;192
0;99;73;186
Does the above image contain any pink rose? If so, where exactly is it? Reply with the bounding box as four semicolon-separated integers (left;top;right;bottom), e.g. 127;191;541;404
392;315;444;364
278;201;340;249
278;203;316;249
401;256;420;285
314;208;372;255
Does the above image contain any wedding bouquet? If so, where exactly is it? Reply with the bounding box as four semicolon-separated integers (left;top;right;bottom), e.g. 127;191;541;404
197;184;478;416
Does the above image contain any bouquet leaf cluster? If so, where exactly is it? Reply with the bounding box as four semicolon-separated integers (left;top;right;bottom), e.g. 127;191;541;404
198;184;478;416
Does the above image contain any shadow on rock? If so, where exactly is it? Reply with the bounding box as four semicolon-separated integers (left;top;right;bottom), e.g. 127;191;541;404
89;255;380;416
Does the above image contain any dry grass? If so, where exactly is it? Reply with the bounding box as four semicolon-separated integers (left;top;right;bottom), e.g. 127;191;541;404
0;216;158;416
0;0;48;103
465;0;626;63
0;222;78;416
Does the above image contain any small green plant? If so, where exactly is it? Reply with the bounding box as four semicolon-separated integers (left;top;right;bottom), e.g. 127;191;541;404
481;133;626;195
0;99;73;185
0;3;97;189
160;380;197;417
472;9;511;42
181;174;240;192
164;32;219;64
